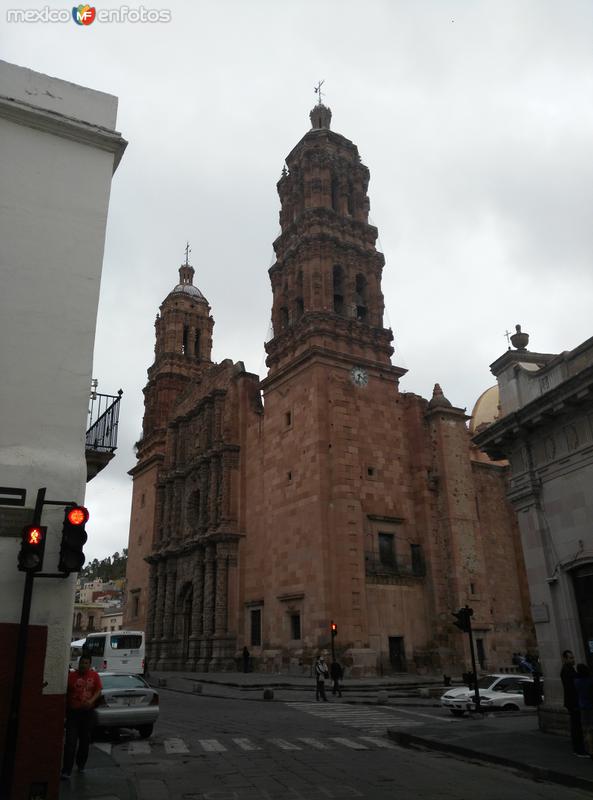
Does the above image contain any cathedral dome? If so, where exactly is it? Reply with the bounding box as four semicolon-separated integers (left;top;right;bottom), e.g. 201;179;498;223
166;263;208;305
469;385;500;433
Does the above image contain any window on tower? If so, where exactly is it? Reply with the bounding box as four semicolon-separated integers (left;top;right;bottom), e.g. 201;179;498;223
331;177;339;211
295;297;304;320
280;306;289;329
194;329;200;357
355;274;368;321
333;265;344;316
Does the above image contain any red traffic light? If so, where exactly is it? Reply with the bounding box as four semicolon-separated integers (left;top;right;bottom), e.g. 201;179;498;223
26;526;44;546
330;622;337;636
67;506;89;526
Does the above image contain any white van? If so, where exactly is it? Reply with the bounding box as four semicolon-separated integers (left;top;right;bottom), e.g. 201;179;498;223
81;630;145;674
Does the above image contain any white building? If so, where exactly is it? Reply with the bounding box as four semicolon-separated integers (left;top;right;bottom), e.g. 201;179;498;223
0;61;125;798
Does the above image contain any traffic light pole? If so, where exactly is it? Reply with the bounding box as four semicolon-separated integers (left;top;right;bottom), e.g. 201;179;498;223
466;609;481;713
0;488;45;800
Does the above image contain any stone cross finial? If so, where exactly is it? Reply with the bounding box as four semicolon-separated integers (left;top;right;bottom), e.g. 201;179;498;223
314;79;325;106
184;241;191;266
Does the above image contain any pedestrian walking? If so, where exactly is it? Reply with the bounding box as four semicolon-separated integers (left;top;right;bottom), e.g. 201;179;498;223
315;655;329;702
242;646;250;673
560;650;587;757
330;660;343;697
61;655;102;779
574;663;593;759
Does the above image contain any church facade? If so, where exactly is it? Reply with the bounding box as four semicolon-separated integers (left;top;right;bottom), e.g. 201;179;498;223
124;104;534;675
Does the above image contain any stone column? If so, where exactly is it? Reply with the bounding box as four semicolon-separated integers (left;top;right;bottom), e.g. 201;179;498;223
199;462;209;531
214;544;229;637
189;549;205;666
197;545;216;670
153;561;167;666
145;561;158;665
159;560;177;669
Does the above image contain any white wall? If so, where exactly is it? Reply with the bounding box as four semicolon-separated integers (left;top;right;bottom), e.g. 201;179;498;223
0;60;125;694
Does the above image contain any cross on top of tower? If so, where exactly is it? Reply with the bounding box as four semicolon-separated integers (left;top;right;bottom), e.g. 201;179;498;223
314;79;325;106
184;241;191;266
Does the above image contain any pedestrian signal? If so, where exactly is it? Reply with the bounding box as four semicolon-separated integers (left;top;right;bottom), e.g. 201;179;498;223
18;525;47;572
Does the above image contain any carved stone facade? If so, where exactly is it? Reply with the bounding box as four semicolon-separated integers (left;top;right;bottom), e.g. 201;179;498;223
125;106;535;675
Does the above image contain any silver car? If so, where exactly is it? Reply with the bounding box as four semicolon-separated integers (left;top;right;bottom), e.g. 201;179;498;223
441;674;534;716
94;672;159;738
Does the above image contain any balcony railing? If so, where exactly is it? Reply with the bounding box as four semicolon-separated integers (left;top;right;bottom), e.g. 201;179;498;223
86;390;123;452
364;551;426;579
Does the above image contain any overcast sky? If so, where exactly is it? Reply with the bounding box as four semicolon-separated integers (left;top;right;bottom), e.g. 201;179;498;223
4;1;593;561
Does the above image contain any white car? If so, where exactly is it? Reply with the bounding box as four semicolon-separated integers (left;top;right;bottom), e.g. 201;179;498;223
94;672;159;738
441;674;535;716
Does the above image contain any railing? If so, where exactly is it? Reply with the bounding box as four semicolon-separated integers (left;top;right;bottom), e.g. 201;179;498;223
364;551;426;578
86;390;123;452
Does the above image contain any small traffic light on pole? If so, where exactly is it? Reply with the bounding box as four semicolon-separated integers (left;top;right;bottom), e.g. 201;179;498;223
452;607;472;632
330;622;338;638
58;505;89;574
17;525;47;572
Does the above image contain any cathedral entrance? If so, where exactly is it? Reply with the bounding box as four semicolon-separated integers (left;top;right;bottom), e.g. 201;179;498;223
388;636;407;672
572;564;593;668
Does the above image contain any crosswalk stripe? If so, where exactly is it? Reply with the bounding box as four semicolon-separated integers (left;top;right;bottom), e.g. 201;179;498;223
330;737;368;750
358;736;396;748
128;741;151;754
269;738;302;750
164;738;190;754
93;742;112;755
296;737;330;749
199;739;227;752
232;738;261;751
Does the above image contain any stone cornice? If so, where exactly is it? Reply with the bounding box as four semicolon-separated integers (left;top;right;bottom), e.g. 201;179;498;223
473;363;593;458
128;451;164;477
0;93;127;171
261;344;406;393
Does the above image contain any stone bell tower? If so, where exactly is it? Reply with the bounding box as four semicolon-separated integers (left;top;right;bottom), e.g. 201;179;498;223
255;103;407;670
124;254;214;631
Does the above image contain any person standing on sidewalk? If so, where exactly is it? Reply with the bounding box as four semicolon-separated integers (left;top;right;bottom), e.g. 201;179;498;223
61;655;102;779
574;663;593;759
315;655;329;702
330;660;343;697
561;650;588;757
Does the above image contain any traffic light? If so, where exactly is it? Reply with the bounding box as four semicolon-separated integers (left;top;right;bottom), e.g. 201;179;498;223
58;505;89;574
17;525;47;572
330;622;338;637
452;606;473;633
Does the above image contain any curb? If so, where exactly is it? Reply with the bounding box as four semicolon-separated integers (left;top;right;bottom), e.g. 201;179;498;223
388;730;593;793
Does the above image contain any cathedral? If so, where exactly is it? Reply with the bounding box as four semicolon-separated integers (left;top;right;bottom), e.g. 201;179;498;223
124;103;535;675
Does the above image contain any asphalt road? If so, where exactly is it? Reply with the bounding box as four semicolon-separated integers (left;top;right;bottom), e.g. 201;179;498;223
99;689;593;800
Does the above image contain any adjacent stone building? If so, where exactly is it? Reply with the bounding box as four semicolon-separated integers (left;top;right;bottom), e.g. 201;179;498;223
474;326;593;724
125;104;535;675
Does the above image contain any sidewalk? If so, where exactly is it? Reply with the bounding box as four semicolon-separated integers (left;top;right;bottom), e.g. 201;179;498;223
59;742;136;800
388;712;593;793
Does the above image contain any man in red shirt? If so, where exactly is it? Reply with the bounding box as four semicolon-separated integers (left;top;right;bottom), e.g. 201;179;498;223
61;655;102;779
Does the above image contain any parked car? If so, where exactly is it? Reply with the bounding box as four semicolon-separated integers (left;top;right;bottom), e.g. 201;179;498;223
94;672;159;738
441;674;535;716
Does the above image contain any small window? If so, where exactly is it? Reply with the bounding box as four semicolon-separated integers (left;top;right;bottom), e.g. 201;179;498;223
411;544;424;576
378;533;395;567
470;582;476;595
132;595;140;618
84;635;105;657
367;467;374;477
250;609;262;647
110;634;142;650
285;411;292;427
290;614;301;641
140;492;146;508
287;471;292;481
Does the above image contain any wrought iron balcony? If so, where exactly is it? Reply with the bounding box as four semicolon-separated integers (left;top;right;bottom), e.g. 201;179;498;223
364;550;426;581
85;389;122;481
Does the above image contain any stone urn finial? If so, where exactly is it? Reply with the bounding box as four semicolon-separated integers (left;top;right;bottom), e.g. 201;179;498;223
510;324;529;351
428;383;452;409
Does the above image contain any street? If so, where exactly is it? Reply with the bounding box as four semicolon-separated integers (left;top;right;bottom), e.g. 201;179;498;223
78;690;593;800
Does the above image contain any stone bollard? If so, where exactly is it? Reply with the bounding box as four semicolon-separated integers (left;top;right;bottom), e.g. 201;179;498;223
377;690;388;704
192;683;203;694
157;678;167;688
263;688;274;701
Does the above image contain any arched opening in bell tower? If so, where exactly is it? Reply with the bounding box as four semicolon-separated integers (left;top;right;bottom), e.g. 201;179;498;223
355;274;367;321
333;265;344;316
